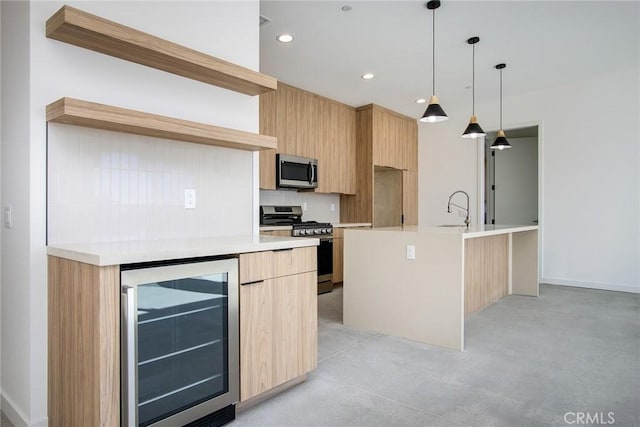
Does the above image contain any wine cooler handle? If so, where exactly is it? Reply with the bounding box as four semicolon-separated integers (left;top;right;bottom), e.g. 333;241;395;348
121;286;137;427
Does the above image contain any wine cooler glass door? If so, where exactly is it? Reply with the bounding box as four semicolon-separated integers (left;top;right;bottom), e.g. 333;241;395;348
121;258;239;427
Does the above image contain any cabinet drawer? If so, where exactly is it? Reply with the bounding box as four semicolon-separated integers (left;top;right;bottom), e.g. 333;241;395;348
239;246;317;283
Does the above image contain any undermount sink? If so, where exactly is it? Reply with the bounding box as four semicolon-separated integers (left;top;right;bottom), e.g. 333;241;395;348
438;224;467;228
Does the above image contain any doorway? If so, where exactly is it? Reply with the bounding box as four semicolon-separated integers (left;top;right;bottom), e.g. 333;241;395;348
484;126;539;225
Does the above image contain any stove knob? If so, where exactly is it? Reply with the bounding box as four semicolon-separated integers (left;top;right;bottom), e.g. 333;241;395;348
323;228;330;234
313;229;321;235
304;229;312;235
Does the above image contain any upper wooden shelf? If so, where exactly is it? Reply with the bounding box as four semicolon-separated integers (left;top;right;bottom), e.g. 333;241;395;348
47;98;277;152
46;5;277;96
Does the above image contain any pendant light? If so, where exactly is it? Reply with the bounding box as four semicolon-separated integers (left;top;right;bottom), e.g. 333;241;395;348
490;63;512;150
420;0;448;123
462;36;486;138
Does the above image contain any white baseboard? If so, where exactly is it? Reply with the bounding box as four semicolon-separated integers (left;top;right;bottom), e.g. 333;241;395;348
542;277;640;294
1;393;48;427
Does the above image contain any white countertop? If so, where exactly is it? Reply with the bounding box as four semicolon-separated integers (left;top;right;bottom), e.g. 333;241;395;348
259;225;292;231
333;223;372;228
346;224;538;239
47;235;319;266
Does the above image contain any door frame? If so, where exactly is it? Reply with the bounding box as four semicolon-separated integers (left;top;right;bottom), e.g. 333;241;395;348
476;120;544;279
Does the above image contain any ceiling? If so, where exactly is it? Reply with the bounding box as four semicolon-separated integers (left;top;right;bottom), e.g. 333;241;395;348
259;1;639;119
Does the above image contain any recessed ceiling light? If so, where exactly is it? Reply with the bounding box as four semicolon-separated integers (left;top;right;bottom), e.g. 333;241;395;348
276;33;295;43
416;98;427;104
341;5;352;12
361;73;375;80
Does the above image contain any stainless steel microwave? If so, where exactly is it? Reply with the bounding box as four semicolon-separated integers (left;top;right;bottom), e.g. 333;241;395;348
276;154;318;189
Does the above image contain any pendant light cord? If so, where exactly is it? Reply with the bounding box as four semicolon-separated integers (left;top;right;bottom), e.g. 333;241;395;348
432;8;436;96
499;68;503;129
472;42;475;116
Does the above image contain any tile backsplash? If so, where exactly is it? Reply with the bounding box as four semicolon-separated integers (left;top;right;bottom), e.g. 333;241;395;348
48;123;253;244
260;190;340;223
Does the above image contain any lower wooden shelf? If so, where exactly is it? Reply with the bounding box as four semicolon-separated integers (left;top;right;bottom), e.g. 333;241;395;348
46;97;277;152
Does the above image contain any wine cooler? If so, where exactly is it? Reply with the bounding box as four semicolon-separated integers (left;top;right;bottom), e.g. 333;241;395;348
121;257;239;427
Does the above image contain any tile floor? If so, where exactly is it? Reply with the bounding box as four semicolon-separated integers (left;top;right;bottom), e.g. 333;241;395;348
1;285;637;427
232;284;640;427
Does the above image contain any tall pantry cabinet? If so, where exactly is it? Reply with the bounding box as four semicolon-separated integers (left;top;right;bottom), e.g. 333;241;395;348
340;104;418;226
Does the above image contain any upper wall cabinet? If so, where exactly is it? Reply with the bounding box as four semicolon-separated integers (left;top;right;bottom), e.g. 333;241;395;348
46;5;277;96
340;104;418;226
259;83;356;195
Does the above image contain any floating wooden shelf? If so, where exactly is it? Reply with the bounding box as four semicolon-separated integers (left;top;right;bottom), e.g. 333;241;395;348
47;98;277;152
46;5;277;96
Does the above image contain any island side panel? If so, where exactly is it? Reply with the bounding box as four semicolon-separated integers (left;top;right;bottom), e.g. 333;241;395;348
48;256;120;427
511;229;539;296
464;234;509;317
343;229;464;351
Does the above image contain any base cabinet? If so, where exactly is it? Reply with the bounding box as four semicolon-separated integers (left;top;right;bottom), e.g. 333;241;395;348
239;247;317;401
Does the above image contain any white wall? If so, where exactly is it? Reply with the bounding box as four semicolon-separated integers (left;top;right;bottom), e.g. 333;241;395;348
260;190;340;224
1;1;260;425
1;2;33;424
420;67;640;293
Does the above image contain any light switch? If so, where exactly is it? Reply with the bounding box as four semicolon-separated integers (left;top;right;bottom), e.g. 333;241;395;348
406;244;416;260
3;206;12;228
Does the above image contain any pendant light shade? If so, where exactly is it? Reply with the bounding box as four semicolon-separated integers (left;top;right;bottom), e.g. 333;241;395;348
422;96;448;123
419;0;448;123
462;36;485;139
462;116;485;139
490;63;512;150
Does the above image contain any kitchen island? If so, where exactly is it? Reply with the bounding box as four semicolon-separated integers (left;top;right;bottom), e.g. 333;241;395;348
343;225;538;351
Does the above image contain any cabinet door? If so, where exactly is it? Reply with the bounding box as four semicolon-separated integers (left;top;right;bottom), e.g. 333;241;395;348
332;237;344;283
240;271;317;401
239;280;274;401
259;91;277;190
272;271;317;386
337;103;356;194
315;97;334;193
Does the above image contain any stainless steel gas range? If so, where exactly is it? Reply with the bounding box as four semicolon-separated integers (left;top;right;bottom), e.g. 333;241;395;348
260;205;333;294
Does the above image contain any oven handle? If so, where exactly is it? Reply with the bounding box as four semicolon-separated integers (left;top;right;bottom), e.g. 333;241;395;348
319;236;334;242
121;286;137;427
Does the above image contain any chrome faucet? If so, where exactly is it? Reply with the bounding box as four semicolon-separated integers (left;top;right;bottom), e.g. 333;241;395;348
447;190;471;227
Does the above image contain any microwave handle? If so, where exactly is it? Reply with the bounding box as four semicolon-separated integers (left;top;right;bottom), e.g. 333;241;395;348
121;286;137;427
307;162;313;185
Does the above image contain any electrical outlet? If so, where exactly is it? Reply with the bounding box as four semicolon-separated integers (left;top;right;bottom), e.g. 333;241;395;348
330;203;335;212
184;189;196;209
458;210;467;218
302;202;308;211
406;245;416;260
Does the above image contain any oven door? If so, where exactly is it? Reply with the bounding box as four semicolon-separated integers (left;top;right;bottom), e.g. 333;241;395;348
317;237;333;293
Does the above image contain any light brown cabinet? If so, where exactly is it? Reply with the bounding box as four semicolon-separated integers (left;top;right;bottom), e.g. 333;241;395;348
340;104;418;226
259;83;356;194
48;256;120;427
238;247;317;402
